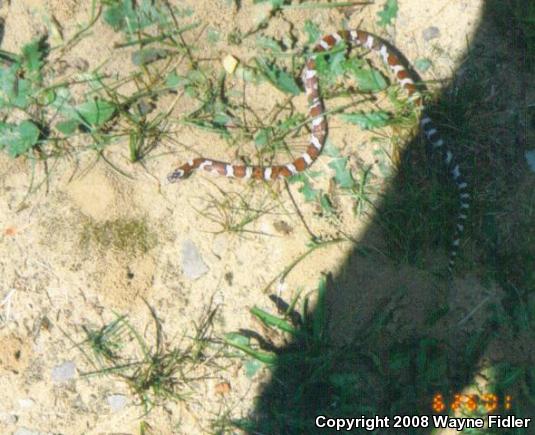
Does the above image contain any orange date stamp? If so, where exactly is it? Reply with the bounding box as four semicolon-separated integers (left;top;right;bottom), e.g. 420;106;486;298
432;393;512;413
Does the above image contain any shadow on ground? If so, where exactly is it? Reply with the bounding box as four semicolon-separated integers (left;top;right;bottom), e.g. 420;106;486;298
242;1;534;433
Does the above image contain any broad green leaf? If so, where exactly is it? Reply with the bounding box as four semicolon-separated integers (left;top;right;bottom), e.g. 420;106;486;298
339;110;390;130
103;0;133;31
225;332;249;347
304;20;321;45
244;359;263;378
255;58;300;95
102;0;170;33
323;140;341;157
56;119;79;135
0;120;40;157
254;127;271;148
315;48;350;83
377;0;398;27
329;157;355;189
0;66;32;109
21;39;46;82
75;99;117;127
352;68;388;92
274;69;300;95
289;172;319;202
213;113;231;126
256;36;283;53
165;71;181;88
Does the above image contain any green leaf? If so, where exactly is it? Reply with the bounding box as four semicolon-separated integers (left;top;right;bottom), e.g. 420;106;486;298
254;127;272;148
414;58;432;72
255;58;300;95
244;359;263;378
165;71;182;88
21;39;46;82
251;306;297;334
56;119;79;135
103;0;132;31
0;66;32;109
319;193;334;214
256;36;284;54
339;110;390;130
0;120;40;157
323;140;341;157
352;68;388;92
329;157;355;189
315;48;351;83
289;172;320;202
102;0;172;34
224;333;277;364
274;69;301;95
377;0;398;27
75;99;117;127
304;20;321;45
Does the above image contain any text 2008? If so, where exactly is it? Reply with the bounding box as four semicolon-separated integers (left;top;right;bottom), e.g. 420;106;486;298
393;416;429;428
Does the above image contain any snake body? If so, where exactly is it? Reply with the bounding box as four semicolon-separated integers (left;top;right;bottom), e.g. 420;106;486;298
168;29;470;270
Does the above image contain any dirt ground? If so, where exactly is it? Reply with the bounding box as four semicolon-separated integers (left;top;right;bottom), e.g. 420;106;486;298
0;0;492;434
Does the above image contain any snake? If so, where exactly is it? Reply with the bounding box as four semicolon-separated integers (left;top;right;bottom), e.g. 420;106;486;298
167;29;470;271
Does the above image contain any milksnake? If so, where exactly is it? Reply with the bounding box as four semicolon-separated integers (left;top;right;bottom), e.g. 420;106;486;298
168;29;470;271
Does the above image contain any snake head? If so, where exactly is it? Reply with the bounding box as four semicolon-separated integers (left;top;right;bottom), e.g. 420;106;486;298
167;168;187;183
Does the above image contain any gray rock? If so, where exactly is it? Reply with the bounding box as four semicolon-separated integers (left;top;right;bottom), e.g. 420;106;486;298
107;394;127;412
423;26;440;41
18;399;35;409
181;240;209;279
51;361;76;383
14;429;41;435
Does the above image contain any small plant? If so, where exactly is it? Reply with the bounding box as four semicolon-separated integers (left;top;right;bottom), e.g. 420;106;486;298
80;217;157;255
224;276;330;366
0;38;49;157
81;314;128;364
73;301;219;414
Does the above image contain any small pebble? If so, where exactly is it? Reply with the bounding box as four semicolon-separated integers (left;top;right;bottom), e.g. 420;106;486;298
51;360;76;383
181;240;209;280
18;399;34;410
14;429;40;435
423;26;440;41
223;54;239;74
107;394;127;412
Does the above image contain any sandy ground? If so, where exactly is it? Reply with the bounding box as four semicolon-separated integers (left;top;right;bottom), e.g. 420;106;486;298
0;0;490;434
